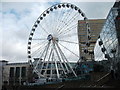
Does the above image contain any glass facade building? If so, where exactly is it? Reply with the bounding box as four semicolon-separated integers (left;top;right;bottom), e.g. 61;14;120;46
94;2;120;74
95;7;119;61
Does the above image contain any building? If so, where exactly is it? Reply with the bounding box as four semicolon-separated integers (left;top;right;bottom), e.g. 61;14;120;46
94;1;120;79
1;60;30;86
1;59;77;86
78;19;106;61
94;2;120;61
0;60;8;90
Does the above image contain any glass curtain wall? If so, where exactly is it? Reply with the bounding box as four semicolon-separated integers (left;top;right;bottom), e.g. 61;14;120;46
94;7;119;62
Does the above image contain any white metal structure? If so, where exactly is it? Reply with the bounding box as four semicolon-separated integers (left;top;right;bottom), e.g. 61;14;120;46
27;3;91;79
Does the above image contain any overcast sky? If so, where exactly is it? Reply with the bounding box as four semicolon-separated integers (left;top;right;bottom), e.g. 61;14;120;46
0;0;116;63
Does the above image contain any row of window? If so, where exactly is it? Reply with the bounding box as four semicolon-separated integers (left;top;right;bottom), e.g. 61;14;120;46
10;67;26;78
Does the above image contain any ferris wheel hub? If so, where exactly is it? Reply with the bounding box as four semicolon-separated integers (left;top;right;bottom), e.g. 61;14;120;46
47;34;58;42
47;34;53;41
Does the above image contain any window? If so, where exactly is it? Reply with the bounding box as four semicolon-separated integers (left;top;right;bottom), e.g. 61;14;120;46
15;67;20;78
9;67;14;77
21;67;26;77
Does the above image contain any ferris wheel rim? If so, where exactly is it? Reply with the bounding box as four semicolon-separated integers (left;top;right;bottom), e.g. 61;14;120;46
28;2;90;61
27;3;91;78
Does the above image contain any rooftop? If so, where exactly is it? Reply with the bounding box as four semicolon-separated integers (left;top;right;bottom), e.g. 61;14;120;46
0;60;8;62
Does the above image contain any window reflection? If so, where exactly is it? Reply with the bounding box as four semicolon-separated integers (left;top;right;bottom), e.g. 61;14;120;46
95;8;119;61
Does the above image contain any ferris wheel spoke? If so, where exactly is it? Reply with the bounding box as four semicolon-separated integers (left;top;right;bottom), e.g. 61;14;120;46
63;8;73;21
43;16;54;35
39;41;51;76
58;14;79;35
54;42;70;73
50;12;58;35
43;47;53;76
56;8;74;33
53;7;64;35
58;24;77;36
58;32;77;39
39;23;49;35
57;10;74;33
61;7;73;22
59;40;79;45
34;42;50;70
50;8;61;35
53;42;68;77
31;42;48;57
50;12;56;35
56;6;74;34
31;47;44;57
58;42;79;58
50;51;54;78
55;41;77;77
59;40;85;46
32;38;46;40
57;23;78;37
55;9;68;34
31;40;47;49
57;12;79;35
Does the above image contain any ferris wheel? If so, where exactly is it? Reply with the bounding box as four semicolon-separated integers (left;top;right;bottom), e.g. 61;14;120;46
27;3;91;79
